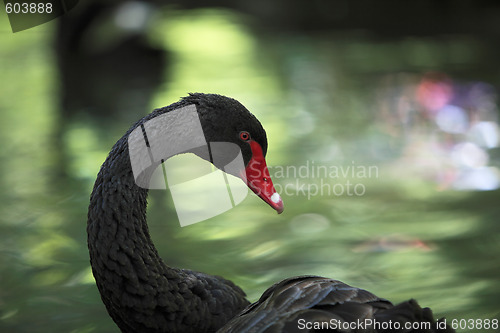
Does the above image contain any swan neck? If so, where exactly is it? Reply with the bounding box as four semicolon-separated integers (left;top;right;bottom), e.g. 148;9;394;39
87;134;249;332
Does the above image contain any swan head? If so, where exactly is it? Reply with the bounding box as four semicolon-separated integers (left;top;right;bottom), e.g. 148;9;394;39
128;93;284;214
186;93;284;214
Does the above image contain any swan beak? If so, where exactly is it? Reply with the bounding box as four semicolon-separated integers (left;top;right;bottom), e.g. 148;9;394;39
241;141;284;214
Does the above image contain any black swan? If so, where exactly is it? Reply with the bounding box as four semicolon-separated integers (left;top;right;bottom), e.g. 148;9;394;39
87;93;454;332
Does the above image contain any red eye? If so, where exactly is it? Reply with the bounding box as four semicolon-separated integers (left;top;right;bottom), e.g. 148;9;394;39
239;131;250;141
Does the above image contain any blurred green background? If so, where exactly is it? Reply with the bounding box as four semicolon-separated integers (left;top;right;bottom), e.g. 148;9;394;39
1;1;500;332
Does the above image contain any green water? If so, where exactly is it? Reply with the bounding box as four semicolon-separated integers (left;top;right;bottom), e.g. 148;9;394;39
0;8;499;333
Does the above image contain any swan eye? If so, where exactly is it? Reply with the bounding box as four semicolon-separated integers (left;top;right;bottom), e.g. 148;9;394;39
239;131;250;141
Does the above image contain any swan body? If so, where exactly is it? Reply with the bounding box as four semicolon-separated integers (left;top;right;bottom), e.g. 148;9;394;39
87;93;453;332
220;276;453;332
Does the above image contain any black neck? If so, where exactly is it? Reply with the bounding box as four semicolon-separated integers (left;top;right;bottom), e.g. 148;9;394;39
87;132;249;332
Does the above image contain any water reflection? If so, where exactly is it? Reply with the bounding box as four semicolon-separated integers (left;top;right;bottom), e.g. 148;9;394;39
289;213;330;235
377;72;500;191
353;234;432;253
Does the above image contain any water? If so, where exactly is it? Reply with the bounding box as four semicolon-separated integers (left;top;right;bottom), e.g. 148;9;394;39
1;8;499;333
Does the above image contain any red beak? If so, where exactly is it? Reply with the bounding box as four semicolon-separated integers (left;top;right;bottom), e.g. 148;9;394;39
240;140;284;214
